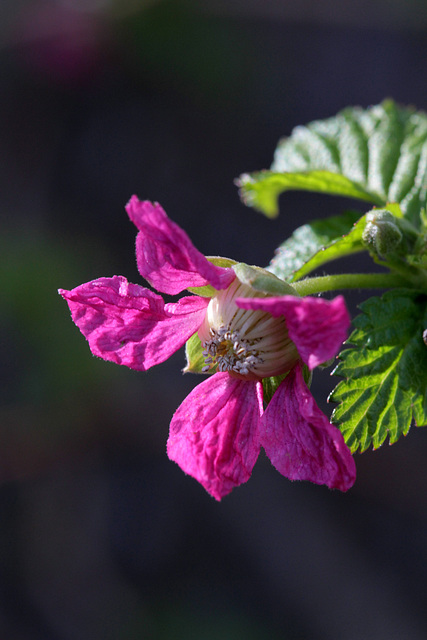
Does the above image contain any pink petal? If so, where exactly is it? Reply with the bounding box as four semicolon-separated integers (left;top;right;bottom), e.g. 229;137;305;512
126;196;235;295
59;276;209;370
167;372;263;500
236;294;350;369
260;365;356;491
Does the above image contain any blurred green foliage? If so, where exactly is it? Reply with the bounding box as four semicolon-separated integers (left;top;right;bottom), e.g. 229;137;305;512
0;229;125;477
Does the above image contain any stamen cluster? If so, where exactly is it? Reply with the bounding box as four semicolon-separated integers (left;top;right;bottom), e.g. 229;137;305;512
202;326;263;375
198;279;299;379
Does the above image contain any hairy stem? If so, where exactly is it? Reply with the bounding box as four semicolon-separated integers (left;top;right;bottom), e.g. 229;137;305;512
292;272;410;296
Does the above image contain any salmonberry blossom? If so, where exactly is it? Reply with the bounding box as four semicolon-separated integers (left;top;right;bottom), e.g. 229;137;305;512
59;196;356;500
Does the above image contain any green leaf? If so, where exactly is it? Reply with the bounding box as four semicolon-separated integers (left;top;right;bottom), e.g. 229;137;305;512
238;100;427;226
330;289;427;453
238;170;380;218
268;210;363;281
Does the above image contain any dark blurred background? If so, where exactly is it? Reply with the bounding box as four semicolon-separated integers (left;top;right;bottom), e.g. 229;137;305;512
2;0;427;638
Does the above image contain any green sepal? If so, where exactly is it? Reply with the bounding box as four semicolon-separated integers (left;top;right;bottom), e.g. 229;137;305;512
187;256;236;297
407;251;427;268
262;364;311;407
301;363;313;387
383;203;404;218
184;332;216;374
330;289;427;453
233;263;297;295
262;373;288;406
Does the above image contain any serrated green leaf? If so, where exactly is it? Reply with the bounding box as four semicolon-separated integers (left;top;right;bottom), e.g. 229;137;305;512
238;101;427;226
330;289;427;452
268;210;362;281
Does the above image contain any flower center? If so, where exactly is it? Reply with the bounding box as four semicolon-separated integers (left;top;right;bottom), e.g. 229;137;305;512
198;279;299;380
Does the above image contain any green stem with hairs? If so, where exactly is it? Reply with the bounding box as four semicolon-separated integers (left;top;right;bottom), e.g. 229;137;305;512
292;272;410;296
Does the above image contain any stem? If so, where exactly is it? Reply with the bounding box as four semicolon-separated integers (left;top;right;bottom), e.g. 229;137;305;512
292;272;409;296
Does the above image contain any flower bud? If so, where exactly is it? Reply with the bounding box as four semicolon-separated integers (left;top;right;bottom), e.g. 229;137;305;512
362;209;403;258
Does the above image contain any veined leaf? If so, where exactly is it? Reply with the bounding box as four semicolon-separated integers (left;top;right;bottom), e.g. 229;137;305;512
238;171;379;218
268;210;362;281
330;289;427;453
238;101;427;226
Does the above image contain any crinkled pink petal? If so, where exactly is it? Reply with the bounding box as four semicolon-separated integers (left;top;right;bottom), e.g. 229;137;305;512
260;364;356;491
167;372;263;500
125;196;235;295
59;276;209;370
236;294;349;369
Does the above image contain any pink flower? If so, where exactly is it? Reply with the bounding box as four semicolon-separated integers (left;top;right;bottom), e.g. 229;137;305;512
59;196;356;500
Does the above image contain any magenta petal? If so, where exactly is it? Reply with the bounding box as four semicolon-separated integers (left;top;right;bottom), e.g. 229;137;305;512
167;372;263;500
126;196;235;295
236;294;350;369
261;365;356;491
59;276;209;370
